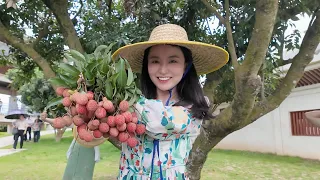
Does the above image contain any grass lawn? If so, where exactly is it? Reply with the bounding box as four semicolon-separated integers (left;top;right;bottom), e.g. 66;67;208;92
0;132;10;138
1;132;320;180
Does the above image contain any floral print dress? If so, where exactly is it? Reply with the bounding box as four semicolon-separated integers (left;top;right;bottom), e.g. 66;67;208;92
118;96;202;180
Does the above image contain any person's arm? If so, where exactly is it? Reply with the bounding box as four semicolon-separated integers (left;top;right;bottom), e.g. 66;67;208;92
12;121;16;128
40;112;54;124
304;110;320;127
136;97;200;140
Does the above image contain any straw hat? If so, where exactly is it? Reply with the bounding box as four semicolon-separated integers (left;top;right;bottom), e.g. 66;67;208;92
112;24;229;75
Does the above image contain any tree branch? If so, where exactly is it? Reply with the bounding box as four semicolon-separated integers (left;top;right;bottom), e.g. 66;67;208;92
224;0;239;69
200;0;225;25
72;0;83;23
241;0;278;76
31;22;60;47
248;9;320;124
0;20;56;80
43;0;84;53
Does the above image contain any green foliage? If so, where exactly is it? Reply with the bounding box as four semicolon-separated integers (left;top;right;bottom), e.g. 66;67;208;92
1;0;319;109
18;70;55;112
50;44;141;106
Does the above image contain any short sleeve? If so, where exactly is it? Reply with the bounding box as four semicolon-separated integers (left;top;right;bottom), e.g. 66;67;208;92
135;96;201;140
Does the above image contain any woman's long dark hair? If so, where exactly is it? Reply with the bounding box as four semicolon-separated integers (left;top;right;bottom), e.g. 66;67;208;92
140;45;213;120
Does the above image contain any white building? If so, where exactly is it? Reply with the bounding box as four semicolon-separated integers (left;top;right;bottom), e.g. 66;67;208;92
215;46;320;160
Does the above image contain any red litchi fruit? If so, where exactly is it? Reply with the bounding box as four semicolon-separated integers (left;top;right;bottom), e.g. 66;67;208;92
127;123;137;133
63;89;70;97
62;115;73;126
83;131;94;142
75;93;88;105
76;104;87;115
102;97;108;102
122;111;132;123
88;121;98;131
77;124;86;132
86;100;98;112
127;137;138;148
62;97;72;107
99;123;109;133
86;91;94;100
95;107;106;119
115;114;125;126
103;100;114;111
117;123;126;132
128;132;135;138
118;132;129;142
55;87;65;96
108;106;115;113
109;127;119;137
93;130;103;138
70;91;79;102
131;112;137;118
86;110;95;119
73;115;84;126
78;129;87;139
131;117;138;124
135;124;146;135
70;106;77;116
93;119;100;126
119;100;129;112
98;101;103;107
53;117;65;129
107;116;116;127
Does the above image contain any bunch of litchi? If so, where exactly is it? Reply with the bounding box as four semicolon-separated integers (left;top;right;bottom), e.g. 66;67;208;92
53;86;146;148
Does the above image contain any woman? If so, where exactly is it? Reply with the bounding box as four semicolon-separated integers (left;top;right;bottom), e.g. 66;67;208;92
112;24;229;179
12;114;28;149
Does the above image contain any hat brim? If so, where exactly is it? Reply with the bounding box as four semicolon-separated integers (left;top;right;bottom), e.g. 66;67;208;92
112;40;229;75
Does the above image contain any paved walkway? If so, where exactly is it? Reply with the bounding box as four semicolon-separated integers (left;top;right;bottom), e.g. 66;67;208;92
0;130;56;157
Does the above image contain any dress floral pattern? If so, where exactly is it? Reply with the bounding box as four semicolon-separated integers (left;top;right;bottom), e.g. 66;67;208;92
118;96;202;180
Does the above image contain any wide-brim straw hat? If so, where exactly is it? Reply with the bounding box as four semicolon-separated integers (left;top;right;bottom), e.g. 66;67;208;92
112;24;229;75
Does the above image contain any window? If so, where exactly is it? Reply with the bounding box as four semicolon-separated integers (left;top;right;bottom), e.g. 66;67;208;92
290;110;320;136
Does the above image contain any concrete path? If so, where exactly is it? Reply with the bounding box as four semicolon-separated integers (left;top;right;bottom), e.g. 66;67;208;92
0;130;56;157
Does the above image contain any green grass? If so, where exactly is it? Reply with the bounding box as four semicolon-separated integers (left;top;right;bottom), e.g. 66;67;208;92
1;132;320;180
0;132;10;138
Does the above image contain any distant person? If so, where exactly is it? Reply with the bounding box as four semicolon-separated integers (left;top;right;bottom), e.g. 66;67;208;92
32;116;43;142
12;114;28;149
24;116;32;141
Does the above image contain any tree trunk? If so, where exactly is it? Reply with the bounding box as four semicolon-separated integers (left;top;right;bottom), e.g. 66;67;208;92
43;0;84;53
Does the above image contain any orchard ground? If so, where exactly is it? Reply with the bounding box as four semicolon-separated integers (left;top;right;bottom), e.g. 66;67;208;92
0;131;319;179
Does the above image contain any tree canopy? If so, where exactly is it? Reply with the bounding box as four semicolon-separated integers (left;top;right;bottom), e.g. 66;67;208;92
1;0;320;179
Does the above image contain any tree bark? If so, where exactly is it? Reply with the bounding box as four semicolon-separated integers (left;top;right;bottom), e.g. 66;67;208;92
0;21;56;80
43;0;84;53
188;1;279;179
188;3;320;180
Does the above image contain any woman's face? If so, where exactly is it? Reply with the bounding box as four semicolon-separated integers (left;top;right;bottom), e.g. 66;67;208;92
147;45;186;93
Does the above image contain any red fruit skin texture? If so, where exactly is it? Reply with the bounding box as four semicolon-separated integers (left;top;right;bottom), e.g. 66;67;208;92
127;137;138;148
95;107;107;119
118;132;129;142
109;127;119;137
135;124;146;135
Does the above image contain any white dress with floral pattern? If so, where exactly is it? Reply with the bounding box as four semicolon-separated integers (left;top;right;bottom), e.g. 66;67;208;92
118;96;202;180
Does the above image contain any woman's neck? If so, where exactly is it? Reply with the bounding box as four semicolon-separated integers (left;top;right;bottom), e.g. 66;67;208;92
156;88;179;105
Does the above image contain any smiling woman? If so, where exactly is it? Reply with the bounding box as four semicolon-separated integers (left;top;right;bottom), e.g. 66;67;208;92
111;23;228;179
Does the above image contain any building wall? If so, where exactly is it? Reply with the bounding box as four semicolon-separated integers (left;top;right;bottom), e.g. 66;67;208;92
215;83;320;160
